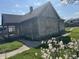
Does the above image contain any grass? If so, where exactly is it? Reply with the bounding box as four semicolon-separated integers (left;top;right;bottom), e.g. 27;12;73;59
8;27;79;59
8;43;76;59
0;41;23;53
65;27;79;40
69;27;79;40
8;43;47;59
8;48;42;59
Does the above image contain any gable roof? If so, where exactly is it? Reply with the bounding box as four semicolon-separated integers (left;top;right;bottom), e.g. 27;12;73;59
2;2;61;24
23;2;60;21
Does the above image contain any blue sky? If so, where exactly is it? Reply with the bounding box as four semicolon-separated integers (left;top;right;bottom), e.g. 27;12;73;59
0;0;79;25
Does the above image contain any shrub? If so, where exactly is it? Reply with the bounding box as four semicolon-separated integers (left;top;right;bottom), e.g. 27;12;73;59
57;36;71;44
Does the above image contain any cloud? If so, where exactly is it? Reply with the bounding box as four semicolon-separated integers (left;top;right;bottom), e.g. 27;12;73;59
60;0;68;4
25;5;29;8
62;11;79;20
47;0;52;2
18;10;25;14
11;9;25;15
74;0;79;4
75;12;79;15
73;12;79;18
34;2;42;7
14;4;29;9
55;3;62;7
69;11;79;19
37;2;41;6
60;0;79;4
15;4;20;7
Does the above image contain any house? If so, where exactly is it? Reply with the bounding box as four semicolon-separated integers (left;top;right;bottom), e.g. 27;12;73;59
2;2;64;40
65;18;79;27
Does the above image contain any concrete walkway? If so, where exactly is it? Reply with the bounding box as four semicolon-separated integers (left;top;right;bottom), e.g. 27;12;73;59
0;40;41;59
62;33;70;37
21;40;41;47
62;27;75;37
0;45;30;59
69;27;74;31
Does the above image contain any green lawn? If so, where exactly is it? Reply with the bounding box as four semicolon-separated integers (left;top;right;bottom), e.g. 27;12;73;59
8;48;42;59
8;43;77;59
65;27;71;32
69;27;79;40
65;27;79;40
0;41;23;53
8;27;79;59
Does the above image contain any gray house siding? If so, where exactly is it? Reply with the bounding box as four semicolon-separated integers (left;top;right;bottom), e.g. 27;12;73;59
15;24;21;35
36;2;63;38
59;20;65;31
39;2;60;19
19;17;39;40
37;17;58;37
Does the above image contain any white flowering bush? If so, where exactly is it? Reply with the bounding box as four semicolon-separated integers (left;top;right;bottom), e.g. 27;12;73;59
40;37;79;59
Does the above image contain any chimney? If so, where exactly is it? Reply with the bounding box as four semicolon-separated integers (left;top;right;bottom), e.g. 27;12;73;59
30;6;33;13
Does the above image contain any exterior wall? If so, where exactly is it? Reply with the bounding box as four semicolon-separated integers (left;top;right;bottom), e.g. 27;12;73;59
16;24;20;36
19;17;39;40
59;20;65;32
36;3;65;38
37;17;58;38
39;3;60;19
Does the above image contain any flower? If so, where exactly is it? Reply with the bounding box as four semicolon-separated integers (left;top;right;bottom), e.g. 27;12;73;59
59;41;63;45
46;49;51;54
41;38;79;59
69;57;72;59
47;39;52;44
68;42;74;48
72;54;77;57
64;54;68;59
51;48;56;52
60;44;64;49
41;49;45;54
77;57;79;59
41;41;44;44
53;40;57;44
59;56;63;59
49;56;52;59
35;52;38;56
41;53;48;59
52;37;56;40
74;46;78;50
48;43;52;49
68;42;74;45
56;57;59;59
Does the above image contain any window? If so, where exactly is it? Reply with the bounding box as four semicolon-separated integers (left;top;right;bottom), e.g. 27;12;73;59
8;26;15;32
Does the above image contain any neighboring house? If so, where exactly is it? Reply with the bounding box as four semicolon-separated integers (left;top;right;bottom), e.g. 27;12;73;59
65;18;79;27
2;2;64;40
